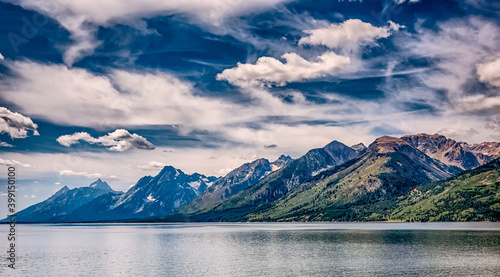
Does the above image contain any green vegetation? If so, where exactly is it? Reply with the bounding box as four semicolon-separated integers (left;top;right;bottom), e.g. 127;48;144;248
389;161;500;221
271;159;500;222
247;151;456;221
166;151;499;223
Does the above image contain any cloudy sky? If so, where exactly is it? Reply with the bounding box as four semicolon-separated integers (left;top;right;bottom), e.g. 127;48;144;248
1;0;500;210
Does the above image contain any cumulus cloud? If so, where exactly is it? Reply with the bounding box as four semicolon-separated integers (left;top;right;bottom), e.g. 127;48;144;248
0;107;39;139
0;53;4;60
477;57;500;87
0;61;233;129
138;161;167;170
298;19;402;49
8;0;290;65
217;52;350;87
0;158;32;168
0;141;14;147
57;129;155;151
59;169;102;178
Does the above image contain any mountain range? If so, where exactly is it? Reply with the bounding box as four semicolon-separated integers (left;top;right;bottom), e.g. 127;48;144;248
6;133;500;223
402;133;499;170
10;179;119;222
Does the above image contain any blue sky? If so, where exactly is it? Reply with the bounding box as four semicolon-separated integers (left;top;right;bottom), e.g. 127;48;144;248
1;0;500;210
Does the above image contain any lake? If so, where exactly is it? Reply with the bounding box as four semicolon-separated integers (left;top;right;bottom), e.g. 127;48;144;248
1;222;500;276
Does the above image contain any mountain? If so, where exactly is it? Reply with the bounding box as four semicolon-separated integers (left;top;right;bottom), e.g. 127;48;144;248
344;158;500;222
171;140;365;221
389;158;500;221
469;142;500;159
351;143;367;153
244;136;462;221
60;191;125;222
271;154;293;170
176;155;292;214
186;173;219;195
9;179;118;223
12;134;496;223
88;178;113;190
401;133;499;170
61;166;218;222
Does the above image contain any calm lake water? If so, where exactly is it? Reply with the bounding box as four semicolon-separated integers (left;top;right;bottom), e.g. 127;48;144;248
1;222;500;276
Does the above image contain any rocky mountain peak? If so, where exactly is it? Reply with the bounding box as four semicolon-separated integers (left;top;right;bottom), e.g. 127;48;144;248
89;179;113;191
400;133;498;170
470;142;500;157
319;140;358;163
49;185;70;200
271;155;293;169
351;143;367;152
370;136;412;154
323;140;348;151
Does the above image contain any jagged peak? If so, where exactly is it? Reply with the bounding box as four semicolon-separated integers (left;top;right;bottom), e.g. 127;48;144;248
47;185;70;201
470;141;500;147
272;154;292;163
59;185;70;192
252;158;271;165
270;155;293;170
405;133;446;139
220;158;271;180
89;179;112;191
351;143;367;151
157;165;185;177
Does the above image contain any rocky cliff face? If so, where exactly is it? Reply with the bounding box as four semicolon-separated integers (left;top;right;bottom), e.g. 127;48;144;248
177;155;293;214
401;133;498;170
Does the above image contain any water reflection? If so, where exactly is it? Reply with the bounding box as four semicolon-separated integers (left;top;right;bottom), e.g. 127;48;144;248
1;223;499;276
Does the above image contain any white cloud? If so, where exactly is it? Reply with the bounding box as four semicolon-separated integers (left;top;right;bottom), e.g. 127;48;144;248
0;106;39;139
298;19;401;49
387;17;500;114
0;141;14;147
0;158;32;168
453;95;500;112
437;128;479;139
394;0;421;4
0;61;233;129
57;129;155;151
477;57;500;87
8;0;290;65
59;169;102;179
138;161;167;170
0;53;4;60
217;52;350;87
54;182;61;185
0;57;496;156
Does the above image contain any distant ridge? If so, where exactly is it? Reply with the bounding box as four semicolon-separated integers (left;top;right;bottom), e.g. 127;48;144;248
6;133;500;223
402;133;498;170
3;179;117;223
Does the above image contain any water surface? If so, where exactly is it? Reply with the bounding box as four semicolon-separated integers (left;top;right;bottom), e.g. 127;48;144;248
1;222;500;276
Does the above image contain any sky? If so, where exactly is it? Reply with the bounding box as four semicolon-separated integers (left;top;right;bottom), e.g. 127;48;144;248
1;0;500;210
